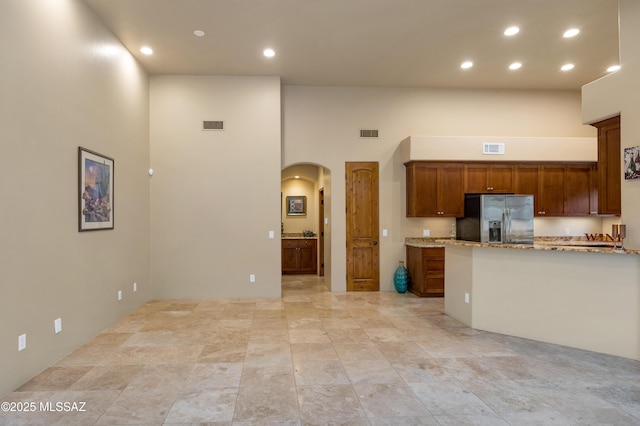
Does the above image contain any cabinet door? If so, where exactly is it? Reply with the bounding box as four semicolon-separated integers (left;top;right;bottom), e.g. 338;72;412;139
298;240;318;273
515;165;541;216
438;164;464;217
564;165;594;216
538;166;565;216
464;164;514;193
592;116;621;215
464;164;489;193
406;163;439;217
282;240;299;273
489;164;515;193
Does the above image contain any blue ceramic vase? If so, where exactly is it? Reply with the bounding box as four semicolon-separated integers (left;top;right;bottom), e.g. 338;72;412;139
394;261;410;293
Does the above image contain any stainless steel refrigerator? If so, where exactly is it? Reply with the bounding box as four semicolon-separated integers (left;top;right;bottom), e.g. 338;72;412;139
456;194;534;244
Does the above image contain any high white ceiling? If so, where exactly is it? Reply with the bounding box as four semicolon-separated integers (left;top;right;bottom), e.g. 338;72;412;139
84;0;619;90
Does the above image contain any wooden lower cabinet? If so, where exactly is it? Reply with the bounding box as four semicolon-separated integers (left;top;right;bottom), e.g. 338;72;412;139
406;246;445;297
282;239;317;274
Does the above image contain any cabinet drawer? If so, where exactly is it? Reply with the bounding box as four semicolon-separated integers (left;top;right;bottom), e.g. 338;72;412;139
282;239;316;248
282;239;299;248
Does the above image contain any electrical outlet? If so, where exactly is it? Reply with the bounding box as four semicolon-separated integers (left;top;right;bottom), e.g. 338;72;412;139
118;290;122;301
465;293;470;304
133;282;137;292
249;275;256;283
54;318;62;334
565;228;571;236
18;334;26;351
423;229;430;237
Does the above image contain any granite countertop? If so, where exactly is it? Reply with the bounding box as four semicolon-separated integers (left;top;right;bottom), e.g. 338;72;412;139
405;237;640;255
282;233;317;239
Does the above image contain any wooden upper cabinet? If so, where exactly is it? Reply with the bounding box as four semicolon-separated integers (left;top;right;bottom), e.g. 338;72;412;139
438;164;464;217
408;161;597;218
591;115;621;216
538;165;566;216
406;162;463;217
464;164;514;193
406;162;438;217
515;163;597;217
564;164;597;216
515;164;540;213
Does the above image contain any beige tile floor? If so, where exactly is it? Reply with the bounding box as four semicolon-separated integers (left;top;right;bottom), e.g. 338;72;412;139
1;275;640;425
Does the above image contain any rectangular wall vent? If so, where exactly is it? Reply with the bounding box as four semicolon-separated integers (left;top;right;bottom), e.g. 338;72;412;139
203;120;224;130
483;143;505;155
360;129;379;138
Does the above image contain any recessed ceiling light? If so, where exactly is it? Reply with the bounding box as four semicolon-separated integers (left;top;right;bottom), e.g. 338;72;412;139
561;63;575;71
294;175;300;179
140;46;153;55
607;65;621;72
263;48;275;58
504;26;520;36
194;30;205;37
563;28;580;38
509;62;522;70
461;61;473;69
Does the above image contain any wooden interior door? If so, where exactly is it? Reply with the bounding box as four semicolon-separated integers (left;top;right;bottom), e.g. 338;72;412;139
346;162;379;291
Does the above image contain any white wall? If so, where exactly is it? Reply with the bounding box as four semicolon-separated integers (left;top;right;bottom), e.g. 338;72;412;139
583;0;640;250
283;86;596;292
0;0;150;395
150;76;282;299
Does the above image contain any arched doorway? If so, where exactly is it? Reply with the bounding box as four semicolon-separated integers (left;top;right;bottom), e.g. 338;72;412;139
281;163;331;289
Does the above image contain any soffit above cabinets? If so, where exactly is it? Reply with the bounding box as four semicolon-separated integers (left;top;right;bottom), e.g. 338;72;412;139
400;136;597;163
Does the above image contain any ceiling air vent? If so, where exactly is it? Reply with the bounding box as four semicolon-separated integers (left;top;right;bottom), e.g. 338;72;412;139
202;120;224;131
483;143;505;155
360;129;379;138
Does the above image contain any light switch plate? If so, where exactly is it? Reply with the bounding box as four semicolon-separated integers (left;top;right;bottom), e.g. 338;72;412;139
382;229;388;237
54;318;62;334
268;230;275;239
118;290;122;301
18;334;26;351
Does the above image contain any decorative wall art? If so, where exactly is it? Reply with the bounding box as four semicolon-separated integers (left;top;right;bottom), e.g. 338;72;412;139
286;196;306;216
624;146;640;180
78;147;114;231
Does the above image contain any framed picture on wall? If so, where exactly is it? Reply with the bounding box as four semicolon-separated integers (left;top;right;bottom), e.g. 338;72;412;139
286;196;306;216
78;147;114;231
624;146;640;180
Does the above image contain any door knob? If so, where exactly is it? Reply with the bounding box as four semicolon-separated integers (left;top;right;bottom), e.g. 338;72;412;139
373;241;378;245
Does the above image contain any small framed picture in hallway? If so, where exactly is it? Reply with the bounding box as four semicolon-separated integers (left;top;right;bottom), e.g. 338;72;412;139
286;196;306;216
78;147;114;231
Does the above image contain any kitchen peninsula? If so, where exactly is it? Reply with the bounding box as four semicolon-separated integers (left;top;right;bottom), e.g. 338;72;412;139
408;237;640;360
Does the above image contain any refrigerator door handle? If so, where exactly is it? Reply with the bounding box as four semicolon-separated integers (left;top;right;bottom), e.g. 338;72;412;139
504;208;511;243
